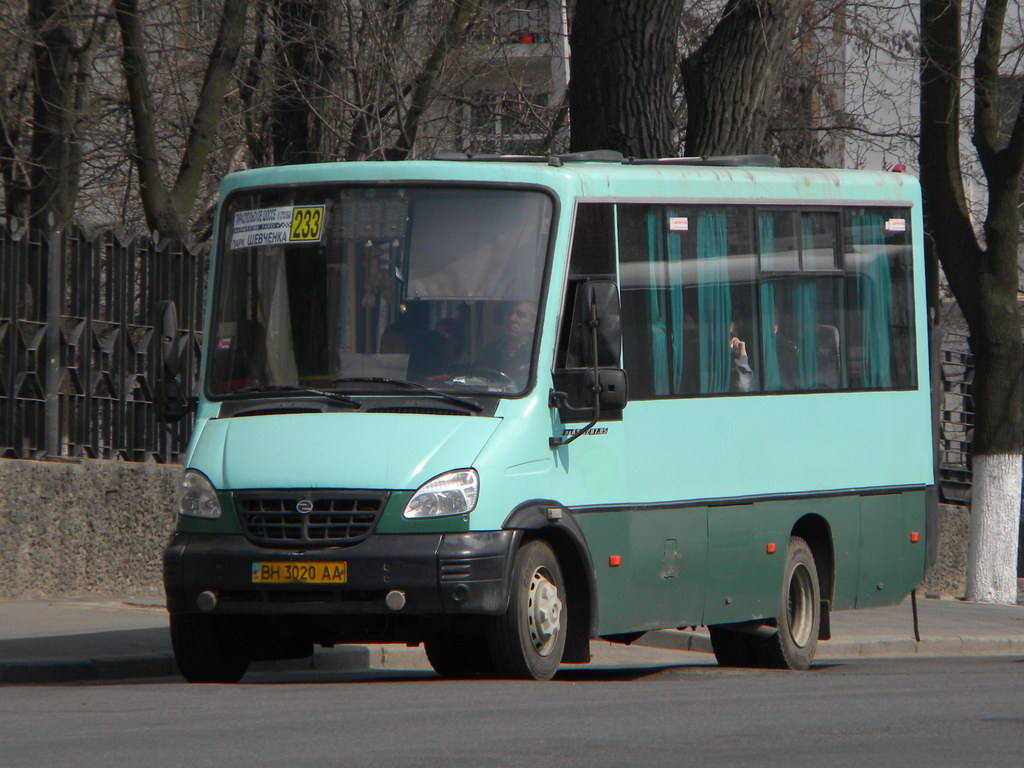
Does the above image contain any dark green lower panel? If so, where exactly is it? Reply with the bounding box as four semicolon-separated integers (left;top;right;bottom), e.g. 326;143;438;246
573;489;928;637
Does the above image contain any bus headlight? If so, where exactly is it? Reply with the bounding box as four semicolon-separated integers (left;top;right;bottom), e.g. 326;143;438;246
177;469;222;519
403;469;479;519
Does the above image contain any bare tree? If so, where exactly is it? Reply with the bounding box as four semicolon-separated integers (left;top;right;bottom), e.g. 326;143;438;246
0;1;112;231
921;0;1024;603
114;0;247;241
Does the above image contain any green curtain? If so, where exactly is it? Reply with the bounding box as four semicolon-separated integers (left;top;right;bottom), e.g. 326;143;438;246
793;281;818;388
697;212;731;393
851;214;892;388
793;216;818;388
758;215;781;390
645;212;670;395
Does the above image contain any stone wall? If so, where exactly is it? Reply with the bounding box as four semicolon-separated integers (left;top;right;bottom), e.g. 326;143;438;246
0;458;179;599
919;504;969;597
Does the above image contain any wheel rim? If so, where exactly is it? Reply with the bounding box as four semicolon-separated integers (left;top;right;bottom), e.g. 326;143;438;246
787;563;815;648
527;566;562;656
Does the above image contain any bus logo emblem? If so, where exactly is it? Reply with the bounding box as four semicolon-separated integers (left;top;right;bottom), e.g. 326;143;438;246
296;500;314;514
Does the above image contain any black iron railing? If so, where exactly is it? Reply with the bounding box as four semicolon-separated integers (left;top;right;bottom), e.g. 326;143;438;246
0;224;205;463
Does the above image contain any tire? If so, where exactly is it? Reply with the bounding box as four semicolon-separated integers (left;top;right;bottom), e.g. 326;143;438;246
708;625;760;668
424;631;495;678
488;539;567;680
170;613;250;683
759;536;821;670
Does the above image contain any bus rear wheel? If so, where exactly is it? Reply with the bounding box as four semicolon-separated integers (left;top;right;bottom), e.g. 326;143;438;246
760;536;820;670
488;539;566;680
170;613;250;683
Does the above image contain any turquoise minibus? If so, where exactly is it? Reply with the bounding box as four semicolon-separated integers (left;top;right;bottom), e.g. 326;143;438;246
161;152;935;681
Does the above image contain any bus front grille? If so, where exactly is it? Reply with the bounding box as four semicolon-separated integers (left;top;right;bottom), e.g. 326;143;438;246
234;491;388;547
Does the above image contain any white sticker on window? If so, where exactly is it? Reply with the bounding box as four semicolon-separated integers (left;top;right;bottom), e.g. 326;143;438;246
230;205;325;249
884;218;907;232
668;216;689;232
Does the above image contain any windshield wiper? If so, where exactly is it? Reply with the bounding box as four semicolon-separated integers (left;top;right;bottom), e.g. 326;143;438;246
230;384;361;409
330;377;484;413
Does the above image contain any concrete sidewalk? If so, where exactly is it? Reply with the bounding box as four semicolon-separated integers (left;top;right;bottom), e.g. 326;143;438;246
1;594;1023;684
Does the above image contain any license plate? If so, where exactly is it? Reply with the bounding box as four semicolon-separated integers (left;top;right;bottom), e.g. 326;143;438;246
251;561;347;584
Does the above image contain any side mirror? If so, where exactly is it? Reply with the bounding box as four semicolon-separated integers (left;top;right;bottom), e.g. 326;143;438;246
584;368;628;411
158;301;188;380
155;300;192;423
550;281;628;448
569;280;621;367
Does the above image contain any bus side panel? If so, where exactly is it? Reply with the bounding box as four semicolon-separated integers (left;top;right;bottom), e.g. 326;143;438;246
703;504;756;624
902;490;928;594
855;492;924;608
576;506;708;636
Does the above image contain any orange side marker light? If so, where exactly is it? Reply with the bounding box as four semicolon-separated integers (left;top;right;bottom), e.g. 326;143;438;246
609;555;622;567
766;543;777;554
910;532;920;543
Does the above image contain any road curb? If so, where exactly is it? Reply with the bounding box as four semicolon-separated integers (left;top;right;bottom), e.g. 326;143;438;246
0;654;178;684
0;645;389;685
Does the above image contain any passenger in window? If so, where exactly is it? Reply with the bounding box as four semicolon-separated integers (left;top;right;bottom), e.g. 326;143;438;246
477;300;536;385
729;322;754;393
772;309;800;391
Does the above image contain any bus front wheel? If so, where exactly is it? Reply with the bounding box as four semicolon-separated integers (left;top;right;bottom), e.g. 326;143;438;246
762;536;821;670
170;613;250;683
489;539;566;680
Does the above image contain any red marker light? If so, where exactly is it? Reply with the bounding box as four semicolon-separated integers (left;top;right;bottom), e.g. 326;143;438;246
910;532;920;543
609;555;622;567
766;543;777;554
892;164;906;173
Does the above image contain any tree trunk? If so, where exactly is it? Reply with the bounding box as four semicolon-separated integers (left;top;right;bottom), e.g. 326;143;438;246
920;0;1024;603
568;0;687;157
269;0;330;165
681;0;803;157
28;0;84;231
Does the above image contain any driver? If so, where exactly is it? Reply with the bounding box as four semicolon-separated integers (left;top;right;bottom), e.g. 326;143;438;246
476;301;536;386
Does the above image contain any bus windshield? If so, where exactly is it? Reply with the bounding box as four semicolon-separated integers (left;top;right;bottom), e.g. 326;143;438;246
209;185;553;398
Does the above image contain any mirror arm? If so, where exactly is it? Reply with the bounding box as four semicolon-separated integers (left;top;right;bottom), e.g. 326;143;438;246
550;298;603;449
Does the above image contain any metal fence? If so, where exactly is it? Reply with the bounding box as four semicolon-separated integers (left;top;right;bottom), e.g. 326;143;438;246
0;224;206;463
938;335;973;506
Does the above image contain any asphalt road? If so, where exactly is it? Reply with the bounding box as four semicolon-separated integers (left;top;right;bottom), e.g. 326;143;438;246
2;656;1021;767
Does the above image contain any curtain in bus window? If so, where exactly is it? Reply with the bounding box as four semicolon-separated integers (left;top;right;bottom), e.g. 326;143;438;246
758;215;782;390
793;281;818;388
259;253;299;385
697;212;731;393
850;213;892;388
645;211;670;395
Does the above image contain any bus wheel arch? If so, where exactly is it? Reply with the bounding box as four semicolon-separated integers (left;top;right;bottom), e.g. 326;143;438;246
792;513;834;606
488;538;568;679
502;503;596;666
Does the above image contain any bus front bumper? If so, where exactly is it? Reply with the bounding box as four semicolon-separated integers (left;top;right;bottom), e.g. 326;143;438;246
163;531;517;617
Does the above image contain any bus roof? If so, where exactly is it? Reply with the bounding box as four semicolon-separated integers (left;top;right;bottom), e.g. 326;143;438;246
219;155;921;208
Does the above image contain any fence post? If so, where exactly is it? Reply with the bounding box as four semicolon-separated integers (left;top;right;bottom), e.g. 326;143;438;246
44;227;63;457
